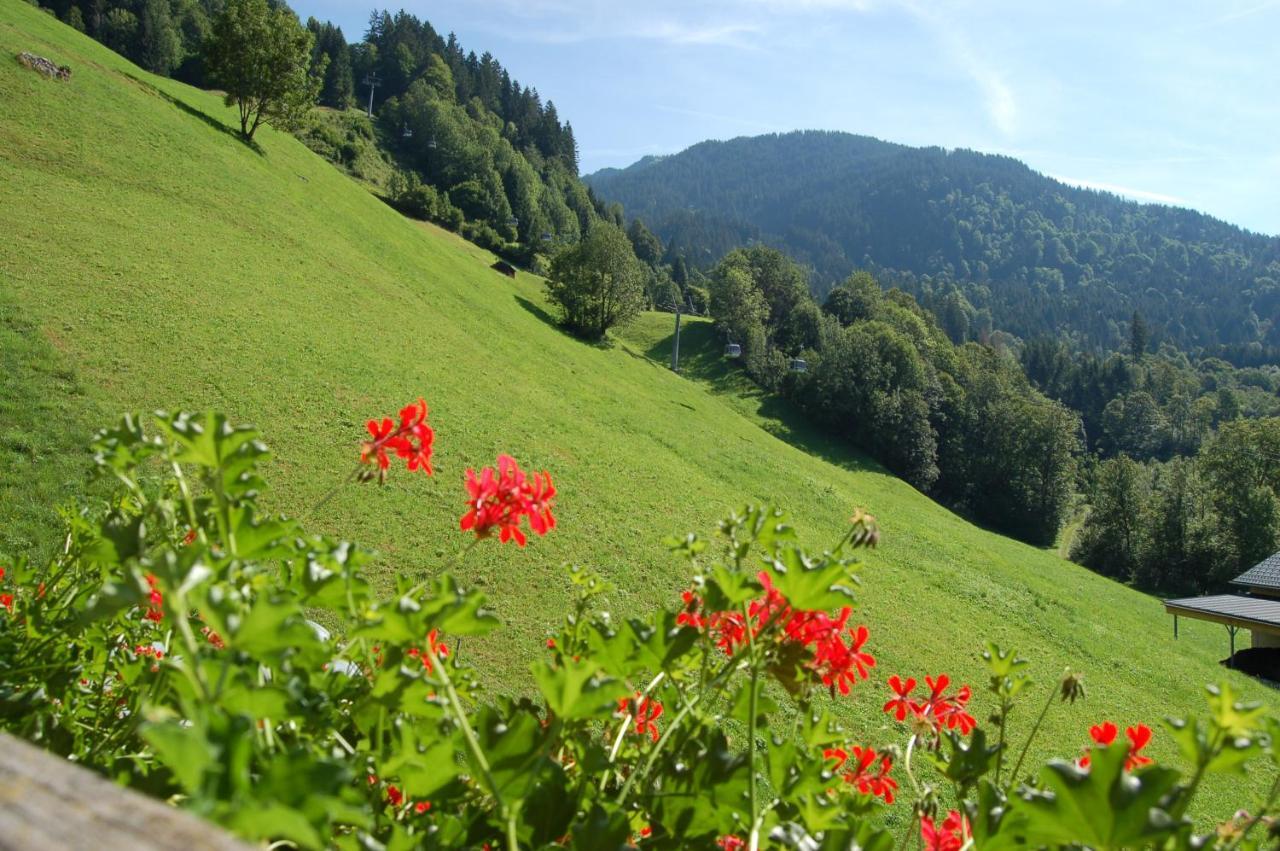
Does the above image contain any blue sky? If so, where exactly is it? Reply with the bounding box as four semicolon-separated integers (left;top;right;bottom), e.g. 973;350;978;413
291;1;1280;235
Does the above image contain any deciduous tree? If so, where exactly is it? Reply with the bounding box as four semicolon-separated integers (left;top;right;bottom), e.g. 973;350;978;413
205;0;318;141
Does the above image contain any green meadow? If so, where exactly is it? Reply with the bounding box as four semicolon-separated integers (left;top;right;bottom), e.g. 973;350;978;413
0;0;1271;818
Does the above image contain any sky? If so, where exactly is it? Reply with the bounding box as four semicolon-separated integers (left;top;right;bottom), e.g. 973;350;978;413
291;0;1280;235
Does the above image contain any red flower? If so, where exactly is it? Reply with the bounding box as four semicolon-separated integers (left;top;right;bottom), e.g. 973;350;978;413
359;398;435;482
921;810;969;851
459;456;556;547
386;785;404;807
884;675;917;721
1125;724;1154;769
0;593;12;613
201;625;226;650
1080;721;1153;770
675;589;706;629
675;574;874;696
142;574;164;622
406;629;450;674
617;692;664;742
717;837;745;851
826;745;897;803
881;673;975;736
414;801;431;814
182;528;197;546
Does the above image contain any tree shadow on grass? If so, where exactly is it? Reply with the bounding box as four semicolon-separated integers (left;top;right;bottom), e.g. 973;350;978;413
642;320;883;478
513;295;614;349
120;71;263;155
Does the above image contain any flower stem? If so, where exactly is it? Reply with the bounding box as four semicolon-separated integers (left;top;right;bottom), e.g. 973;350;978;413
1007;679;1060;788
744;599;762;851
1226;771;1280;851
308;463;363;516
435;654;513;849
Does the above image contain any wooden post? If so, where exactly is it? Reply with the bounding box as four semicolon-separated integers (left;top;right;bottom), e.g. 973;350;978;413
1228;625;1238;668
0;732;251;850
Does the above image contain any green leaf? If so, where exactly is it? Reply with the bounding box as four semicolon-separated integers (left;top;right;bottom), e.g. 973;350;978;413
532;658;628;721
570;805;631;851
1009;743;1185;847
416;574;501;637
381;725;460;799
624;612;698;670
762;545;858;611
153;410;270;499
932;728;1000;792
225;801;321;849
142;720;215;795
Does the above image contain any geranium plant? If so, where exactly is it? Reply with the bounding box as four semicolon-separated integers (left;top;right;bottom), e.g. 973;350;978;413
0;403;1277;849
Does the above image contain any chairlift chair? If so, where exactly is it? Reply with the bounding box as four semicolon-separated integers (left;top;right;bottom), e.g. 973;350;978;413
725;343;742;359
790;358;808;373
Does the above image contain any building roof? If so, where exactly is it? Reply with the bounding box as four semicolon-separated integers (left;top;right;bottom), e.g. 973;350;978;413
1164;594;1280;634
1232;551;1280;590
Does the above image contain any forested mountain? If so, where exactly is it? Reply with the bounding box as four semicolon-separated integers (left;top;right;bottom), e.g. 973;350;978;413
37;1;610;262
586;131;1280;358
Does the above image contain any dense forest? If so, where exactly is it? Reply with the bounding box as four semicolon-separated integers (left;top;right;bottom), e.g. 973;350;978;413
586;131;1280;359
1071;418;1280;596
705;247;1081;546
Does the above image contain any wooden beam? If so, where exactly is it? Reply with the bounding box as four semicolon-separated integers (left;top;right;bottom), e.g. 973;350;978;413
0;732;251;851
1163;604;1280;636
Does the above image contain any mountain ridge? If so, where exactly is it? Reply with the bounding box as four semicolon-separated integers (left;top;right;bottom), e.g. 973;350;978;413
586;129;1280;356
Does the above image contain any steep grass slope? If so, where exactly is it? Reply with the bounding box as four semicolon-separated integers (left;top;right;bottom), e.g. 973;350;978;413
0;1;1271;815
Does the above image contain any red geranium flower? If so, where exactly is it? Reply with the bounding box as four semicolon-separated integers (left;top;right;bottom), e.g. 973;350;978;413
881;673;975;736
674;573;874;696
1079;721;1153;770
825;745;897;803
921;810;969;851
143;574;164;622
0;593;12;613
459;455;556;547
406;628;451;674
617;692;664;742
386;785;404;807
717;837;745;851
359;398;434;482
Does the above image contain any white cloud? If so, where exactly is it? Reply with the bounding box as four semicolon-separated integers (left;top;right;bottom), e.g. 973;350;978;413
904;3;1018;135
1050;175;1188;206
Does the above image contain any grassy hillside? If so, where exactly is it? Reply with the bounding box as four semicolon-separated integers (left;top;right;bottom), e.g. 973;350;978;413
0;0;1272;819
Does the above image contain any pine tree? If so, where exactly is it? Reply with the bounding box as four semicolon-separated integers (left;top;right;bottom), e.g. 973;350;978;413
1129;310;1149;362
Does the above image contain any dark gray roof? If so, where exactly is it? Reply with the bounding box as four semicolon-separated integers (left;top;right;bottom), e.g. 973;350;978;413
1232;551;1280;590
1165;594;1280;631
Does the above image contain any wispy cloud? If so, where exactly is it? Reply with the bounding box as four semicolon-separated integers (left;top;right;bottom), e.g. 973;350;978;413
899;3;1018;135
1211;0;1280;25
1050;175;1188;206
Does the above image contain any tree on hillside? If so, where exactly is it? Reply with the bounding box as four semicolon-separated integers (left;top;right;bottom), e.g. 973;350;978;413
205;0;318;141
1070;455;1149;580
546;223;645;340
1130;310;1149;362
138;0;181;75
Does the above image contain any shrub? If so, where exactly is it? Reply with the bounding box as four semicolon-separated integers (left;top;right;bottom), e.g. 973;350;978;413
0;404;1277;849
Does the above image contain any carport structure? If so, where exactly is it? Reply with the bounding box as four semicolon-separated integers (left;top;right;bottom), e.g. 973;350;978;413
1165;552;1280;666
